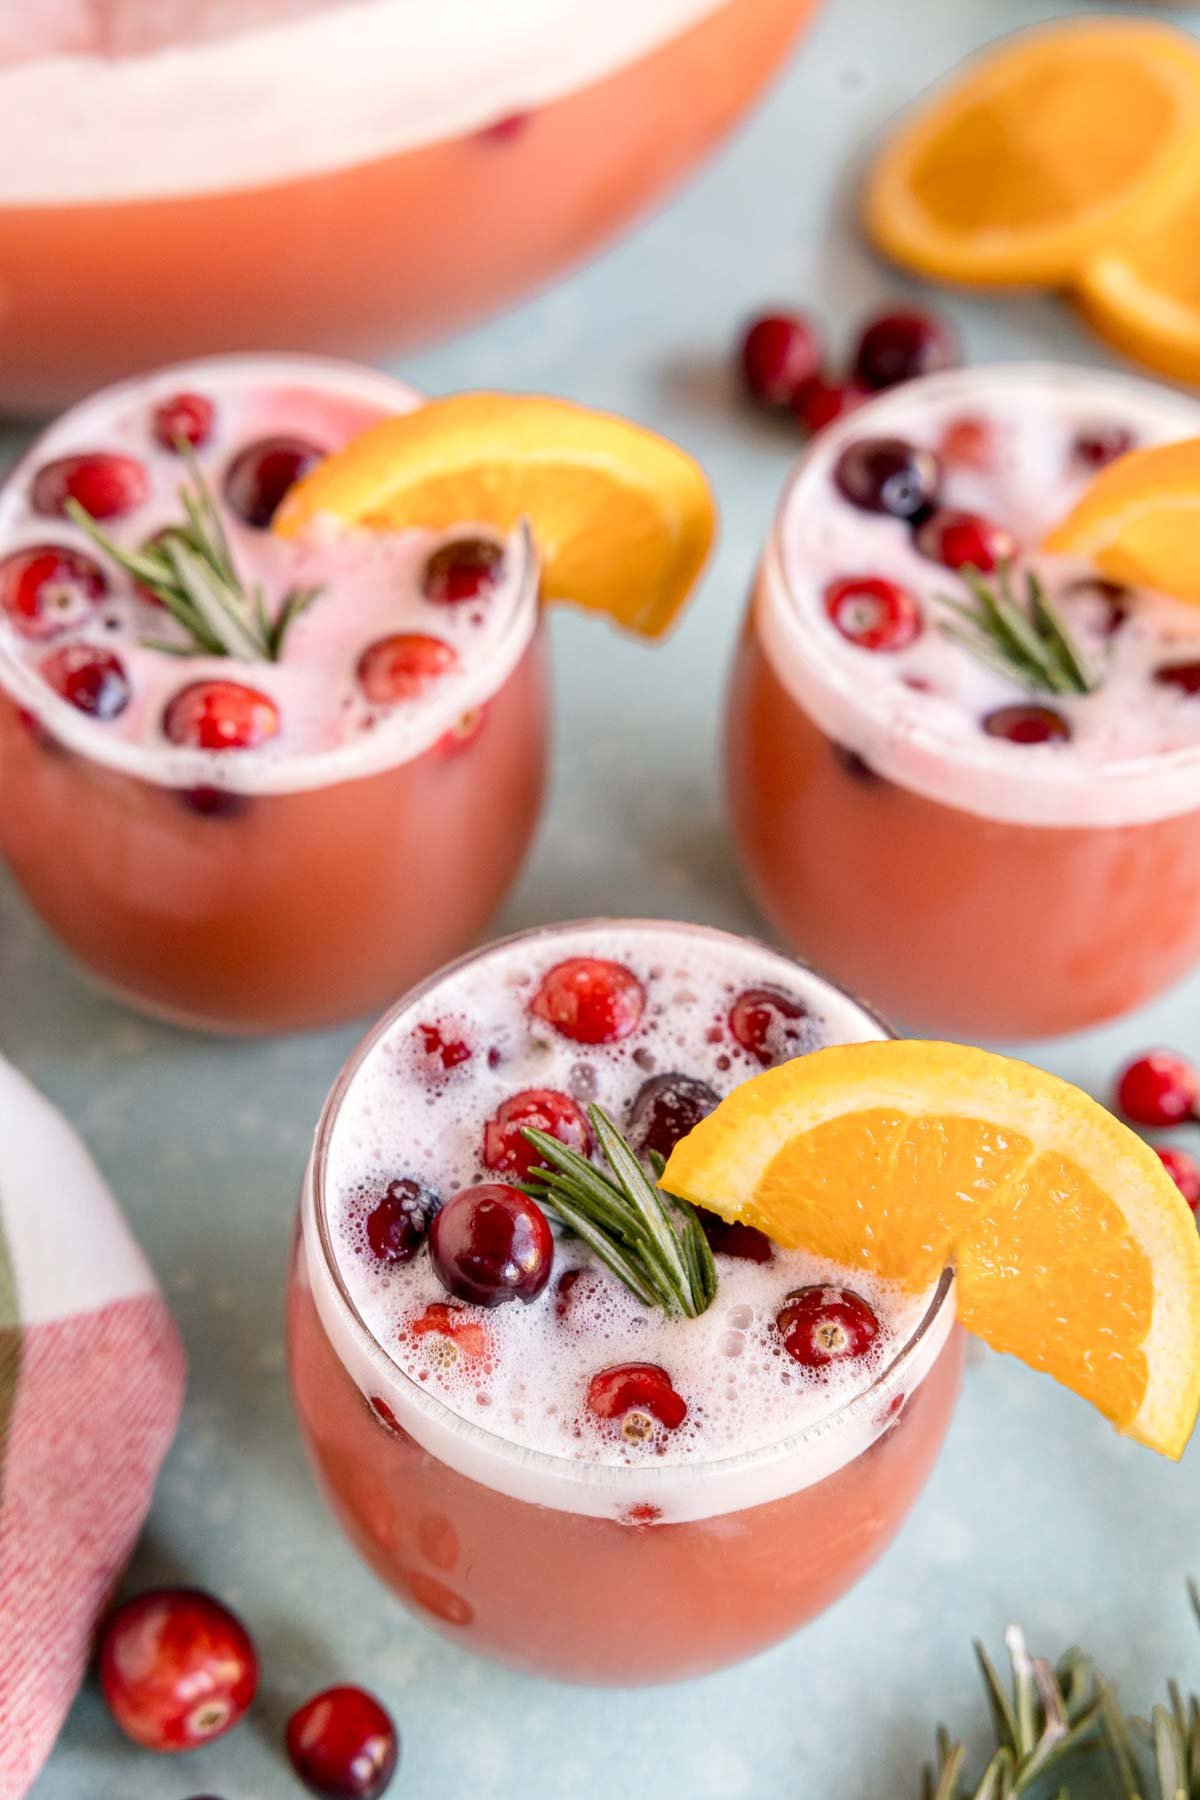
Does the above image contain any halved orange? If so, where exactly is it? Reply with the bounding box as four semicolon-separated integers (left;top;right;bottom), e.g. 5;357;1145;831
1076;182;1200;382
863;18;1200;287
662;1041;1200;1458
273;393;715;639
1042;437;1200;602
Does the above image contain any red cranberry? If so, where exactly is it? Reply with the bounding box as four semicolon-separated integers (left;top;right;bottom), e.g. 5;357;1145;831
40;643;129;719
739;312;823;408
914;509;1017;573
852;308;959;390
626;1073;720;1161
406;1301;490;1363
0;544;107;639
530;956;645;1044
179;785;249;820
437;705;488;756
795;376;869;433
365;1178;440;1265
224;436;324;528
429;1183;553;1307
478;111;532;145
32;452;149;521
824;576;922;652
1073;425;1135;470
163;680;280;751
699;1211;773;1262
729;987;812;1066
286;1686;399;1800
1117;1052;1199;1127
938;415;993;469
97;1588;257;1752
415;1021;471;1071
982;704;1071;745
777;1285;880;1368
586;1363;687;1437
482;1087;592;1181
357;633;459;704
152;391;216;452
1155;661;1200;696
834;437;941;519
1157;1147;1200;1211
421;537;505;605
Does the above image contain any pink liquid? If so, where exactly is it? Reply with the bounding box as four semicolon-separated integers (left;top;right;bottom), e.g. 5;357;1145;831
287;920;961;1682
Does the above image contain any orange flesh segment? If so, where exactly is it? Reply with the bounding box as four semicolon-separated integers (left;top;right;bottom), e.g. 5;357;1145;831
1041;436;1200;602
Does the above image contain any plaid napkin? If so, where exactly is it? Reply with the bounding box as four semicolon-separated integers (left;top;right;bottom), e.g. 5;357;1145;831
0;1057;185;1797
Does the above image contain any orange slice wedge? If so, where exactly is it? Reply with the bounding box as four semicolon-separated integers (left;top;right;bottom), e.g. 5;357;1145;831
863;18;1200;287
273;393;715;639
1042;437;1200;601
1076;182;1200;383
662;1041;1200;1458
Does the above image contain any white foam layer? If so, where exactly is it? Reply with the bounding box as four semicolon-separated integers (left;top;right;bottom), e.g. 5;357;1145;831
759;364;1200;829
0;355;540;795
0;0;727;204
304;920;954;1522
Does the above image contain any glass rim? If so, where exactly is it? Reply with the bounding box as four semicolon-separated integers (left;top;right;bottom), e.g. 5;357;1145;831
307;915;958;1493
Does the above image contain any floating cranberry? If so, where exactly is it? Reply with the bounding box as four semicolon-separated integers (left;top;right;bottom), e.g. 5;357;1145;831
97;1588;258;1752
938;415;993;469
357;633;459;704
365;1178;440;1265
478;111;531;145
824;576;922;652
32;451;149;521
437;705;488;756
626;1073;720;1161
1155;661;1200;696
777;1285;880;1368
739;312;823;408
40;643;129;719
700;1211;774;1262
286;1685;399;1800
224;436;324;528
163;679;280;751
407;1301;490;1363
795;376;869;433
1157;1147;1200;1211
852;308;959;390
429;1183;553;1307
1072;425;1135;470
179;786;248;821
421;536;505;605
834;436;941;520
530;956;645;1044
586;1363;687;1438
415;1021;471;1071
914;509;1017;573
729;987;811;1067
982;704;1071;745
0;544;107;640
1117;1052;1199;1127
152;391;216;452
482;1087;592;1181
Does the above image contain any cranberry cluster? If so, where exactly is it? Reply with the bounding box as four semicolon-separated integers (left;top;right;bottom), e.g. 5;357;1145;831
739;305;958;433
1115;1051;1200;1210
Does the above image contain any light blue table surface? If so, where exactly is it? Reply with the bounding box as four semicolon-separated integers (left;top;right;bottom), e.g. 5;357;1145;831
7;1;1200;1793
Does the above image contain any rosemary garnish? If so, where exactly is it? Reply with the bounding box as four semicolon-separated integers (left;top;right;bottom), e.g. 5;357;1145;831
65;445;322;662
520;1105;717;1318
938;565;1099;698
921;1583;1200;1799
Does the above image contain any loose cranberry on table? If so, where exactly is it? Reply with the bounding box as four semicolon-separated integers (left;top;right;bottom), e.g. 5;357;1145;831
833;436;941;519
97;1588;258;1752
365;1178;441;1264
851;308;959;391
586;1363;688;1437
739;311;823;408
529;956;645;1044
421;536;505;604
223;436;325;528
1157;1146;1200;1211
40;643;130;719
914;509;1017;573
430;1183;553;1306
31;451;150;521
152;390;216;451
1117;1052;1199;1128
0;544;107;640
729;987;812;1066
483;1087;592;1181
286;1685;399;1800
163;679;280;751
794;376;869;434
776;1285;880;1368
357;633;459;704
982;704;1071;746
824;576;922;652
626;1072;720;1161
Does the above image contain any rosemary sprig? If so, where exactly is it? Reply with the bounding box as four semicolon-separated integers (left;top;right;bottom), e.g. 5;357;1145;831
520;1105;717;1318
937;565;1099;698
65;444;322;662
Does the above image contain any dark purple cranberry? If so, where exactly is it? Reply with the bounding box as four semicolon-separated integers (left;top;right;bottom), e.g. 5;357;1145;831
179;787;250;821
851;309;959;391
833;437;940;520
366;1178;441;1265
699;1211;773;1263
285;1685;399;1800
626;1073;720;1162
1155;661;1200;696
421;537;505;605
223;436;325;528
1072;425;1136;470
729;988;813;1066
39;643;130;719
983;704;1071;745
429;1183;553;1307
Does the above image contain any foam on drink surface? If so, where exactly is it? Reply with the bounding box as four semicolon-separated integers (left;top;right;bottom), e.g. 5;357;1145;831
320;922;939;1488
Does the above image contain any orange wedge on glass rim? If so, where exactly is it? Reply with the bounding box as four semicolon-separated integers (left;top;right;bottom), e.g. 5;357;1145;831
863;17;1200;287
1042;437;1200;602
273;392;715;639
661;1041;1200;1459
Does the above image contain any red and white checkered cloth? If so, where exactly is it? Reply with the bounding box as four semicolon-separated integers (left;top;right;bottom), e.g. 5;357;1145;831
0;1056;185;1798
